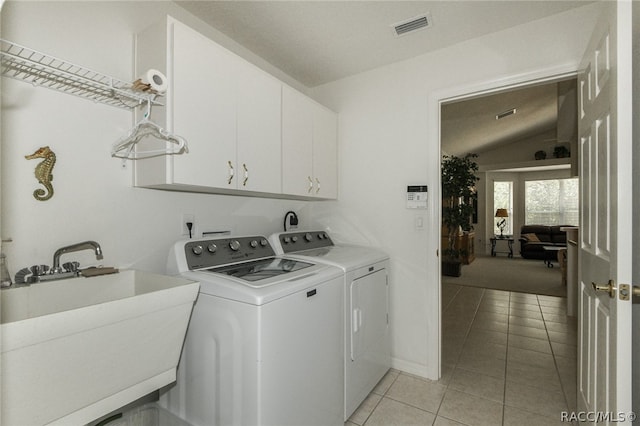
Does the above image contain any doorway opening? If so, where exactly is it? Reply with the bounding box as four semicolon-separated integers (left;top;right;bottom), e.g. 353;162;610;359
440;75;578;297
436;71;581;423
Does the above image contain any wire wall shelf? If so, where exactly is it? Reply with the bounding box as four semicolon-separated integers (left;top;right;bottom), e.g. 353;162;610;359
0;39;160;109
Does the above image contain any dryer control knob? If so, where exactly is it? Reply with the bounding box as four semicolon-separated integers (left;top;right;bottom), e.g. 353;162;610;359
229;240;241;251
283;237;291;244
207;244;217;253
305;233;313;242
192;245;204;255
250;240;258;248
260;238;268;246
292;236;298;243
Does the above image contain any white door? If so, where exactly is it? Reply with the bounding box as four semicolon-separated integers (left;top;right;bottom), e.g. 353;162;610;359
577;1;633;423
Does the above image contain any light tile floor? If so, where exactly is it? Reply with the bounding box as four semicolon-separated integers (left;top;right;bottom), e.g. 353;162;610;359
345;284;577;426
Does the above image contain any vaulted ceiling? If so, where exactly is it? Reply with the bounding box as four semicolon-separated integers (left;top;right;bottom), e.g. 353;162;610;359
441;81;573;157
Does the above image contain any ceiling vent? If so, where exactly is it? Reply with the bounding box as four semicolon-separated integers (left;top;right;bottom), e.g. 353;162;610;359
496;108;517;120
392;13;432;37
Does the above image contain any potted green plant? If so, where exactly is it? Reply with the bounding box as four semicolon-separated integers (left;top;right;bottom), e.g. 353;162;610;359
442;153;479;277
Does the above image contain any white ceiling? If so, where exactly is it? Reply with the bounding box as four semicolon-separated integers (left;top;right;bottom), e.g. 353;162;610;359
175;1;591;88
175;1;586;154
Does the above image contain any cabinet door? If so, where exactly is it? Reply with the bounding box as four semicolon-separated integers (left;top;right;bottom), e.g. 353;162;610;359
236;63;282;194
312;105;338;199
282;86;314;197
171;20;237;188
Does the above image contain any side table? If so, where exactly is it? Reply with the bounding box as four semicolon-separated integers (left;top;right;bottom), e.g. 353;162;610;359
490;237;514;258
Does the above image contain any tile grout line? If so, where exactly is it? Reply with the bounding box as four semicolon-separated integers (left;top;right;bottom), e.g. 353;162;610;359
539;294;575;424
501;290;512;426
434;286;487;426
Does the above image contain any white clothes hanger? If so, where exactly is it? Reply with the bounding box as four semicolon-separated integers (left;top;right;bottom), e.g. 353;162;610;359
111;100;188;160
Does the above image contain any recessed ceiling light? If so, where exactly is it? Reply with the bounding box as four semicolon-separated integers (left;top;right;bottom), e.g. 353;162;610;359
496;108;517;120
391;13;433;37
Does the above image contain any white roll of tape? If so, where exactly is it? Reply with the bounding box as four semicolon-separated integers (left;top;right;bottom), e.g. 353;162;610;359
139;69;168;94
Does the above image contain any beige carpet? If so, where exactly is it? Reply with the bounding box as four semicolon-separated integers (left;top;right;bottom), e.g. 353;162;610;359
442;254;566;297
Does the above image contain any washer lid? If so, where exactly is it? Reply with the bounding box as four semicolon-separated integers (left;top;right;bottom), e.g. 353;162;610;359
207;257;314;285
181;260;342;305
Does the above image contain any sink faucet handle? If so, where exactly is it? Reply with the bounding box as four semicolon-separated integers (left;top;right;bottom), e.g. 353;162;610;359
63;261;80;272
30;264;50;276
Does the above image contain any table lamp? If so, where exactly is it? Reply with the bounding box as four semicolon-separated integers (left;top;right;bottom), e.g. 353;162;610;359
495;208;509;238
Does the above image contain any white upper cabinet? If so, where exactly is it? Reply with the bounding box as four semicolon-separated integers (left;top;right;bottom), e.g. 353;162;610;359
135;16;334;199
312;104;338;199
282;86;314;197
171;21;237;189
236;63;282;194
282;85;338;199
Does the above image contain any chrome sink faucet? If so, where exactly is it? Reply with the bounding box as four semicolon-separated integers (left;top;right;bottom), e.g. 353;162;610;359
52;241;103;274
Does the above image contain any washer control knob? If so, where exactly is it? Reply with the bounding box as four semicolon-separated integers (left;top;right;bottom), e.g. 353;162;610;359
192;245;203;255
283;237;291;244
229;240;241;251
292;236;298;243
250;240;258;248
322;233;328;239
305;233;313;242
207;244;217;253
260;238;268;247
317;233;324;240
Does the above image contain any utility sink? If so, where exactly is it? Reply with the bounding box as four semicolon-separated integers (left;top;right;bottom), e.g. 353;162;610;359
1;269;199;426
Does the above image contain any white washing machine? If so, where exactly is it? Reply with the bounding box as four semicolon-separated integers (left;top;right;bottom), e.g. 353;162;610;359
269;230;391;420
162;235;344;426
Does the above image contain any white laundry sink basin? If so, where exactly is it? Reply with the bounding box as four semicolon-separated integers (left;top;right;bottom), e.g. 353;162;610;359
0;269;199;426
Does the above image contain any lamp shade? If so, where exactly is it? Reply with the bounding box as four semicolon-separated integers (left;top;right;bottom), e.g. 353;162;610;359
495;208;509;218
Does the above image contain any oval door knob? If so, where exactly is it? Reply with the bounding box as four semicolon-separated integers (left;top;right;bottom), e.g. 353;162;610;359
592;279;616;298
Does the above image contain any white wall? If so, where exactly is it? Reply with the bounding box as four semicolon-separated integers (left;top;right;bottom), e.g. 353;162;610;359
0;2;316;274
312;3;602;378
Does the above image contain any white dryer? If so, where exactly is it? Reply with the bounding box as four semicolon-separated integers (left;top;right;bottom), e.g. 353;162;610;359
162;235;344;426
269;230;391;420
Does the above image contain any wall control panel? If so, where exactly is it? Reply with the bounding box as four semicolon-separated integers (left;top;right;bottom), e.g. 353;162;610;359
407;185;428;209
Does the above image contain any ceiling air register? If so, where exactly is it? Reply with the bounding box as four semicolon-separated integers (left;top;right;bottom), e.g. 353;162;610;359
392;13;433;37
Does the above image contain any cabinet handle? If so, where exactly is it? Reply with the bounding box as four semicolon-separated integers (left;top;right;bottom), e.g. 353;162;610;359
227;161;234;185
315;178;321;194
242;163;249;186
308;176;313;193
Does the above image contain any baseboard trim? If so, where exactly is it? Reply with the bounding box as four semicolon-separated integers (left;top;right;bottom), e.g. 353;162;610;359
391;357;437;381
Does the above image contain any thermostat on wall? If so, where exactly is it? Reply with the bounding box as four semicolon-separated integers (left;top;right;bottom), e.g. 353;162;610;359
407;185;428;209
